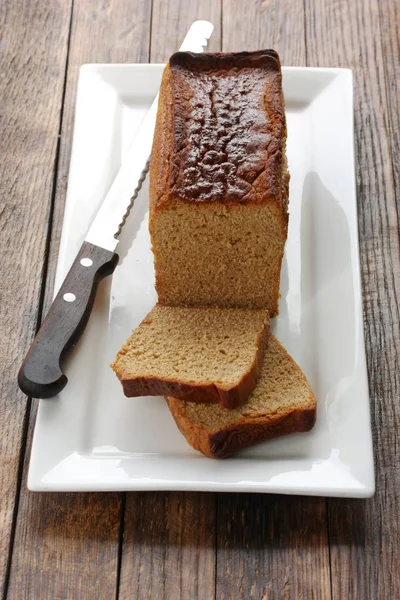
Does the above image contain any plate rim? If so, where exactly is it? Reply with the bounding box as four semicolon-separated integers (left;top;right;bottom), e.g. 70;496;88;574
28;64;375;497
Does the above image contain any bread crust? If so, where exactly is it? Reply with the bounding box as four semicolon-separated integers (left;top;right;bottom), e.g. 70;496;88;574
166;397;316;458
165;334;317;457
149;50;289;316
115;315;269;409
150;49;288;211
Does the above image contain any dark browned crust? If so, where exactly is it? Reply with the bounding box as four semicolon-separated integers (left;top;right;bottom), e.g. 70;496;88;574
166;398;317;458
116;322;269;410
169;49;281;71
150;49;287;209
208;408;316;458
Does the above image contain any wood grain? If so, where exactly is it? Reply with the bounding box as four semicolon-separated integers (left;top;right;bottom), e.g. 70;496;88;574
222;0;306;65
44;0;152;311
216;3;330;600
118;5;221;599
306;0;400;598
378;0;400;216
8;435;120;600
0;0;72;594
150;0;222;62
18;242;118;399
6;2;152;599
119;492;216;600
1;0;399;598
216;494;330;600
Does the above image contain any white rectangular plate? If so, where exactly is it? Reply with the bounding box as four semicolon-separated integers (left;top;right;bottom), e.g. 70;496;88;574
28;64;375;496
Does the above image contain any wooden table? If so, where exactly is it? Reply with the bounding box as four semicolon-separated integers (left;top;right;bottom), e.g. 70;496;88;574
1;1;399;598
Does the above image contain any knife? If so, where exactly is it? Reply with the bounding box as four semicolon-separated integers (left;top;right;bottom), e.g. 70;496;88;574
18;20;214;399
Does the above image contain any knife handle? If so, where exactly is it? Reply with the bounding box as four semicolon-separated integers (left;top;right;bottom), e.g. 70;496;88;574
18;241;119;399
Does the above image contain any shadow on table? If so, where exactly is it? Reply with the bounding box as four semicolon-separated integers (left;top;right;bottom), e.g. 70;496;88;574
24;490;368;552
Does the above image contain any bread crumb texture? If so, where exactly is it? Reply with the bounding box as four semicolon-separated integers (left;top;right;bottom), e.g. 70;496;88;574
171;334;315;430
149;50;289;316
112;305;269;389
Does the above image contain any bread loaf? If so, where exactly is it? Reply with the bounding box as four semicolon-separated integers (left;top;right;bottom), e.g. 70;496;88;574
111;305;269;409
149;50;289;316
166;335;316;458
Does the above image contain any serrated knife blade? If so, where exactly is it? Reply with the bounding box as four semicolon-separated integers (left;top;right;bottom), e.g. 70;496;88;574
86;20;214;252
18;20;214;399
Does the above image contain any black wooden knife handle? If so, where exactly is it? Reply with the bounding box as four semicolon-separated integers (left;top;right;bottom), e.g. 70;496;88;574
18;241;119;398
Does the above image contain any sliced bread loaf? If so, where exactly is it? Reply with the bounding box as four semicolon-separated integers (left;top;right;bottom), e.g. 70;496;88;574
111;305;269;409
149;50;289;315
166;334;316;457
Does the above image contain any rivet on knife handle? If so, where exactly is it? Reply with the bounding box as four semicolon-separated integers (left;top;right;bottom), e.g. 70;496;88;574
18;242;119;398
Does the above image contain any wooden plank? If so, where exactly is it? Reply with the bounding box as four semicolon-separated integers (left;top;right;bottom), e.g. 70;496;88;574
6;2;152;599
378;0;400;215
0;0;73;594
118;3;221;599
222;0;306;65
150;0;221;62
44;0;153;307
306;0;400;598
8;426;121;600
120;492;216;600
216;3;330;599
217;494;331;600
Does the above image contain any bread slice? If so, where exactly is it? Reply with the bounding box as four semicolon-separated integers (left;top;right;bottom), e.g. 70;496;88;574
149;50;289;315
166;335;316;457
111;305;269;409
